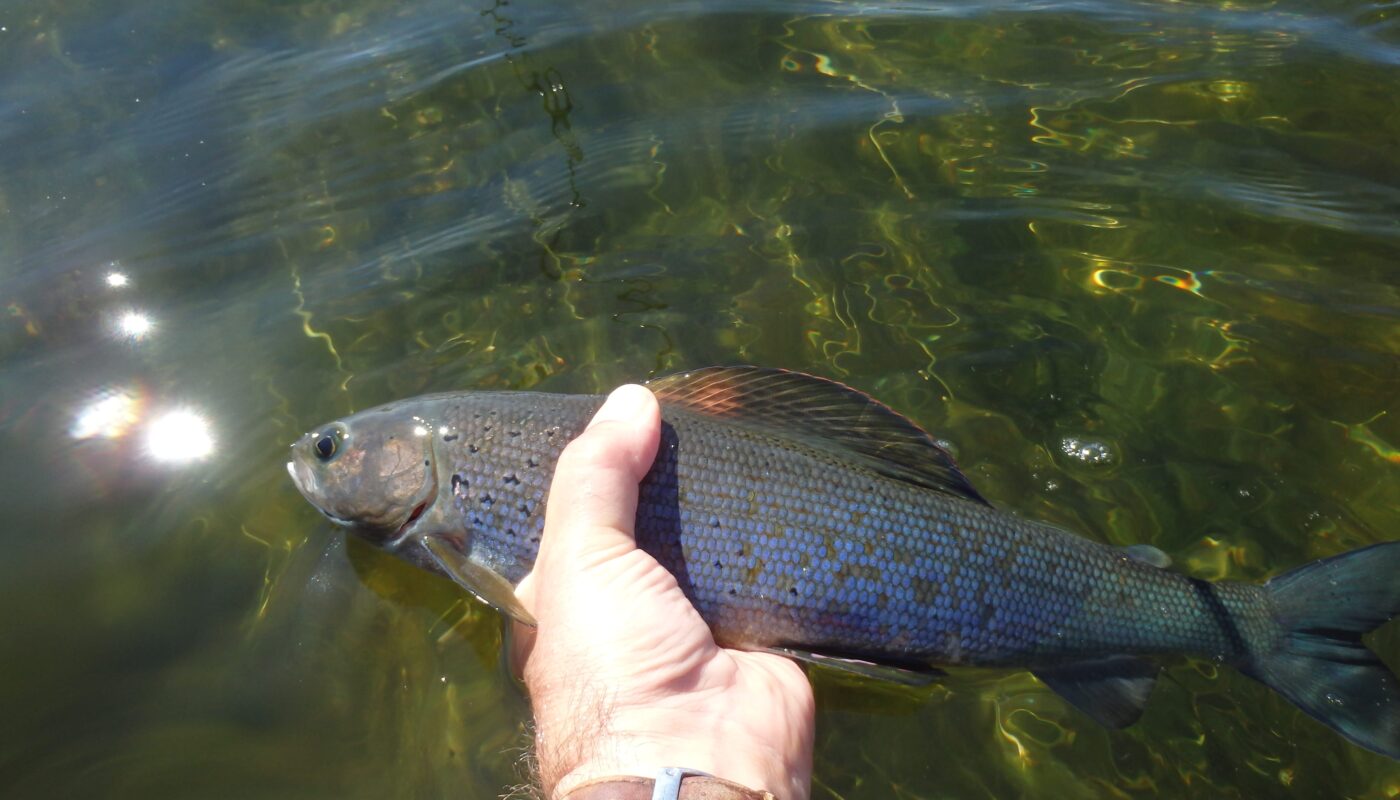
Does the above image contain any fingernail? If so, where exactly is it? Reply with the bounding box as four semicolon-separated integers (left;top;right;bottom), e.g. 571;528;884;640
587;384;649;429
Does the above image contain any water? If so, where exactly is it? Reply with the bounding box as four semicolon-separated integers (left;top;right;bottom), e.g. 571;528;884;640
2;0;1397;796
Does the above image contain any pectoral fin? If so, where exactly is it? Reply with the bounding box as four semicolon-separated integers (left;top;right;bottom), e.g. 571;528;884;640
757;646;944;687
1033;656;1160;728
1122;544;1172;569
421;535;537;627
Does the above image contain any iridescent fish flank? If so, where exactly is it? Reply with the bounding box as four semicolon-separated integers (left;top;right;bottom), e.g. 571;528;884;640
287;367;1400;759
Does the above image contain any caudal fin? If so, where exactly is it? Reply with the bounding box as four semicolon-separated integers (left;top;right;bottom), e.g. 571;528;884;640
1243;541;1400;759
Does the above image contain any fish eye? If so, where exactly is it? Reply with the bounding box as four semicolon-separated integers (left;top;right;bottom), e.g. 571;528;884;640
314;432;337;461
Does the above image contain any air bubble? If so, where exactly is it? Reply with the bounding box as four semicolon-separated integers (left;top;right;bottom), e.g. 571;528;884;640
1059;436;1116;466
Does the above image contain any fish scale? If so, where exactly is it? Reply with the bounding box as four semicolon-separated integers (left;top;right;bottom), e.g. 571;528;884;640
427;392;1273;668
287;366;1400;758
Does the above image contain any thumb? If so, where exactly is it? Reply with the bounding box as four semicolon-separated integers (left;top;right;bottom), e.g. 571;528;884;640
527;383;661;579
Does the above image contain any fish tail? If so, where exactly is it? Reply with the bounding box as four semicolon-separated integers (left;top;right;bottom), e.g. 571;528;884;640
1242;541;1400;759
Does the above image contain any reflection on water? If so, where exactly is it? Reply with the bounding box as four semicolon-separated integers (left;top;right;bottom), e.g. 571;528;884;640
0;0;1397;797
57;266;215;468
115;309;154;340
145;409;216;464
69;387;141;440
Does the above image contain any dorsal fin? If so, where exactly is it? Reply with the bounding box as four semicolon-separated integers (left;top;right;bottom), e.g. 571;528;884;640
647;366;988;505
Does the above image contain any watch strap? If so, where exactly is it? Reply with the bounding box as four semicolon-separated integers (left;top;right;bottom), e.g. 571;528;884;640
561;769;776;800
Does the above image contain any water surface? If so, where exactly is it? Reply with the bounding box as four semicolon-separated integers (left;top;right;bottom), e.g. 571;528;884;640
2;0;1398;797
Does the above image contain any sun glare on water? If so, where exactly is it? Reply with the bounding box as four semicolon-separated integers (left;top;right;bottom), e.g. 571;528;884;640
145;409;215;463
117;310;154;340
70;389;141;439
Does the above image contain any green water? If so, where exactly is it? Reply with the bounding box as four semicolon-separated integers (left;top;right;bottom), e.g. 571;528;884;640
2;0;1398;797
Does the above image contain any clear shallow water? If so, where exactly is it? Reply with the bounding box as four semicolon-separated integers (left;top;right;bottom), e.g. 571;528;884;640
2;0;1398;797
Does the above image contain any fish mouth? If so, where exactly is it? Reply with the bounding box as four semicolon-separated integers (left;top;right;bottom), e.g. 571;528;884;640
287;460;353;526
286;459;305;490
285;456;329;507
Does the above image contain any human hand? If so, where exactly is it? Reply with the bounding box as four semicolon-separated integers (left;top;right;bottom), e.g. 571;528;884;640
513;384;815;800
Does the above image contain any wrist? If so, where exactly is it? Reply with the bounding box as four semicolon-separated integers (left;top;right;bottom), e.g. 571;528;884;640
547;737;779;799
537;709;797;799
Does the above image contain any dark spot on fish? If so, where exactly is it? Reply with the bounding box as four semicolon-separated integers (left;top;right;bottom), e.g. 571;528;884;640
713;560;721;568
503;473;520;485
507;528;516;537
443;433;458;442
423;460;430;467
508;430;521;438
483;424;492;433
472;516;483;526
735;546;744;556
727;588;737;596
529;535;540;543
546;428;557;438
451;474;468;494
789;587;798;596
518;502;530;515
479;493;494;508
469;443;479;453
710;517;720;528
526;456;539;468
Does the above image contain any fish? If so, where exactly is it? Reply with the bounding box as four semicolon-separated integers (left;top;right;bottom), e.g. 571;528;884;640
286;366;1400;759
